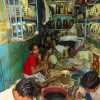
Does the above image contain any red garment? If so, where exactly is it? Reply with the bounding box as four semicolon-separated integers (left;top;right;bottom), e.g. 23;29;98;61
24;53;39;75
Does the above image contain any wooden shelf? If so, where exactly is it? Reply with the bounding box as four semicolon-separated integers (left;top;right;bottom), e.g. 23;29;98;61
48;0;71;4
47;0;73;5
55;0;72;3
91;16;100;20
11;16;36;22
52;15;74;20
12;34;35;42
86;16;100;22
53;14;73;16
77;16;100;23
86;0;100;5
47;29;69;31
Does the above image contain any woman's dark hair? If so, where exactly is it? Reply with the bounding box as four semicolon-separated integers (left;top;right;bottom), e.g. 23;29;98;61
29;43;40;51
80;71;100;89
15;78;40;97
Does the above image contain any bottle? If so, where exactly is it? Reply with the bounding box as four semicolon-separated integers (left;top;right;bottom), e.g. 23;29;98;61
52;20;55;29
63;19;68;29
56;18;62;29
49;18;52;29
64;5;67;15
60;3;64;14
56;4;58;14
50;20;53;29
56;4;61;14
63;19;65;29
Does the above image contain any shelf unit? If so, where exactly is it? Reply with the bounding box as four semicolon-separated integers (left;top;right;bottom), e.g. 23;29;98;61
7;0;37;41
46;0;75;31
76;1;100;39
85;2;100;46
47;29;69;31
47;0;72;4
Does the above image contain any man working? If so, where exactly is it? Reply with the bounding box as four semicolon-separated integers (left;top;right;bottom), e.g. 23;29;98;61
0;78;40;100
76;71;100;100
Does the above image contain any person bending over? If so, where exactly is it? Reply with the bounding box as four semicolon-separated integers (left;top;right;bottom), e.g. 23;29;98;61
0;78;40;100
76;71;100;100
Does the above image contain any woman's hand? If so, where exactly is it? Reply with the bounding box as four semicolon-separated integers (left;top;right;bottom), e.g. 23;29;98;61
38;54;42;61
75;92;83;100
75;87;86;100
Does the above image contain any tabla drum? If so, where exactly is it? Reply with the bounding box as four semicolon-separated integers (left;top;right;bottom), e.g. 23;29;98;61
48;55;58;65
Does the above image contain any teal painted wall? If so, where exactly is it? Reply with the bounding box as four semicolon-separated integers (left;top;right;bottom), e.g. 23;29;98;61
0;41;30;92
0;0;37;92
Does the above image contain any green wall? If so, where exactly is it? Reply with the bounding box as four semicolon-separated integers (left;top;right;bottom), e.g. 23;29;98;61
0;40;31;92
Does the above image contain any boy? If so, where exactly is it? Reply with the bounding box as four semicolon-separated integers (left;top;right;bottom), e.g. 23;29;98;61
76;71;100;100
0;78;40;100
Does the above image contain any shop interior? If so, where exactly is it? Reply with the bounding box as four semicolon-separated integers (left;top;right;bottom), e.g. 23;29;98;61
0;0;100;100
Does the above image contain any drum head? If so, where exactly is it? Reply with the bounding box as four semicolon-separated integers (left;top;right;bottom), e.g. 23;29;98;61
45;92;66;100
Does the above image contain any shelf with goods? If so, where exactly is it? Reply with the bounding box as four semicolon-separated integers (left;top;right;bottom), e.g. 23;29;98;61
75;0;100;39
86;3;100;19
75;0;100;22
48;0;75;17
46;0;75;31
75;0;100;5
7;0;37;41
47;0;72;4
86;0;100;5
46;16;74;31
85;2;100;47
76;17;100;23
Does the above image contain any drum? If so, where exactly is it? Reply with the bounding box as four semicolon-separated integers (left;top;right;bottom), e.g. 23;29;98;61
48;55;58;65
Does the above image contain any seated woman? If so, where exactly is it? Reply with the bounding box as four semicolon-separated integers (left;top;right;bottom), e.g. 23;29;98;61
23;44;46;82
